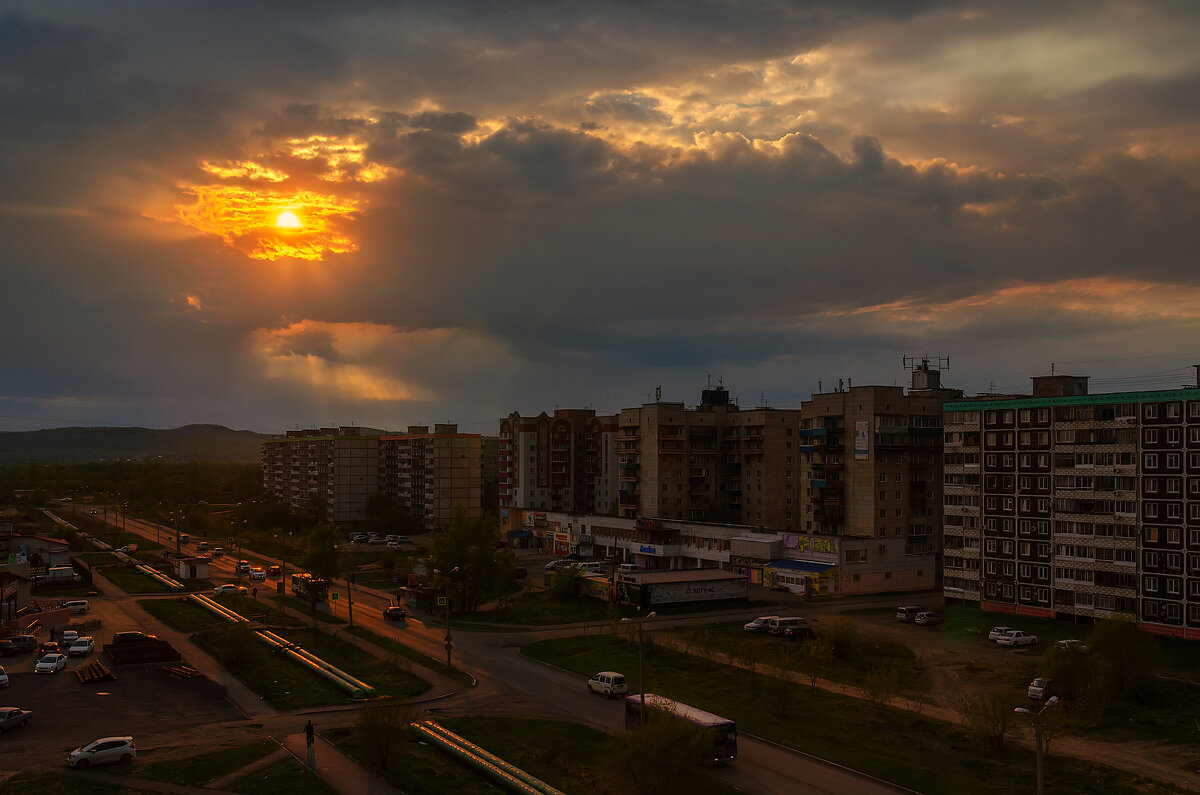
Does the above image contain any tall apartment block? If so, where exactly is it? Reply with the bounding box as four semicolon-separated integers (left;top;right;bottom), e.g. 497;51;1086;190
260;426;384;523
616;387;804;530
380;424;482;531
798;363;961;593
498;410;620;530
262;424;482;530
942;375;1200;640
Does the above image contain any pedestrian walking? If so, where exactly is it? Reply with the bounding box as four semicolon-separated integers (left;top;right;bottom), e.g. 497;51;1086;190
304;720;314;748
49;626;56;641
252;586;258;598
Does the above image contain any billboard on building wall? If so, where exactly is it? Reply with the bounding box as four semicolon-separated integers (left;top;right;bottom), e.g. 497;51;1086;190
855;420;870;460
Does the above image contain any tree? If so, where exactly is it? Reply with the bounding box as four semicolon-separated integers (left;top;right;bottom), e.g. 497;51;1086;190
819;617;858;659
796;639;833;689
356;698;420;772
427;505;509;612
1089;617;1158;698
300;523;342;613
959;688;1015;751
611;707;712;795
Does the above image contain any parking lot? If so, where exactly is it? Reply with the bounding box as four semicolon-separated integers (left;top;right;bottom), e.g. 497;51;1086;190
1;590;246;774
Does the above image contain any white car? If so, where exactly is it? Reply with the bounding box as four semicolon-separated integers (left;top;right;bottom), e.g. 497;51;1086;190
586;671;628;698
68;736;137;768
213;585;247;596
997;630;1038;647
69;637;95;658
34;653;68;674
0;666;7;688
743;616;779;633
61;630;80;646
248;567;266;581
1056;639;1089;652
987;626;1015;642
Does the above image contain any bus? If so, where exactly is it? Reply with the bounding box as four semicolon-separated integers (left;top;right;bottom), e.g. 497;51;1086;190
290;573;329;601
624;693;737;764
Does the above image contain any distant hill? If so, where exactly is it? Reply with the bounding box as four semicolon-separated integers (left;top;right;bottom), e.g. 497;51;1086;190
0;424;268;465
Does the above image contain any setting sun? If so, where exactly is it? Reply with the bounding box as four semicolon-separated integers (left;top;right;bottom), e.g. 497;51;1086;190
275;210;302;229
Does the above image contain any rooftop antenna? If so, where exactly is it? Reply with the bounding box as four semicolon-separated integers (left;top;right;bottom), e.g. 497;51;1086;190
656;386;662;402
1051;362;1056;375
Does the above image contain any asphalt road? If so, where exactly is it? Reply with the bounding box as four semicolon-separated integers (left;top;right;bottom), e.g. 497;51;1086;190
59;509;911;794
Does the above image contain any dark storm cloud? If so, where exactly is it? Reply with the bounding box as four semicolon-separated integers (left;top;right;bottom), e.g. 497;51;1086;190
1;1;1200;432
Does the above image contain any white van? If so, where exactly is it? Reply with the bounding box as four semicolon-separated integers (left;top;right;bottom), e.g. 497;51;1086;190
616;563;640;574
896;606;924;622
586;671;629;698
64;600;90;615
574;562;603;574
766;617;807;635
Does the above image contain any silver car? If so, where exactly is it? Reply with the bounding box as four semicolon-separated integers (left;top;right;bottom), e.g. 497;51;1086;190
68;736;137;768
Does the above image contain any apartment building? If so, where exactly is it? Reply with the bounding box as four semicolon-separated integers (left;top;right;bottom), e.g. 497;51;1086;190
616;387;803;529
498;410;619;533
260;426;384;523
942;375;1200;640
262;424;482;529
798;363;961;594
380;424;482;532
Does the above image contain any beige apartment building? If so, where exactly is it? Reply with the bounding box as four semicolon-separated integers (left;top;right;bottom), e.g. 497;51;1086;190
798;363;961;594
262;424;482;529
616;386;803;531
498;409;619;535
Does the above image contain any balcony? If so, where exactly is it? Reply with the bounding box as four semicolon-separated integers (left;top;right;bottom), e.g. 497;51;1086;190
798;428;828;438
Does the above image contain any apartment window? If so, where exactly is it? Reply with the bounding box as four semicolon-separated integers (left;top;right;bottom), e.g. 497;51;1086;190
880;473;887;483
1168;454;1181;469
896;473;903;483
1146;405;1159;419
1168;428;1181;444
1146;429;1159;444
895;509;903;518
1167;479;1181;494
1144;575;1159;593
879;509;887;518
1168;403;1181;418
1146;478;1160;494
1168;503;1181;520
1146;453;1159;468
1145;551;1159;567
895;490;902;500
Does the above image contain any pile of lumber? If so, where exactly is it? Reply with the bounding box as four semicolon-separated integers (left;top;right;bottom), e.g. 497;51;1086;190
75;661;117;683
160;664;203;680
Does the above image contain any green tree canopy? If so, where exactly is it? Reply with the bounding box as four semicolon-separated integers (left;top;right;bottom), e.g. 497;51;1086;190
428;505;508;612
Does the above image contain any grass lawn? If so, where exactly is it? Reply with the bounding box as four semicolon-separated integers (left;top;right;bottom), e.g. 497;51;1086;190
76;551;118;565
139;597;232;633
228;758;337;794
443;716;740;795
275;628;430;699
190;624;355;709
351;569;404;591
98;565;177;594
137;741;277;786
522;634;1185;795
0;772;155;794
458;589;636;626
344;624;475;687
269;595;345;623
678;620;928;692
31;583;101;598
327;726;503;795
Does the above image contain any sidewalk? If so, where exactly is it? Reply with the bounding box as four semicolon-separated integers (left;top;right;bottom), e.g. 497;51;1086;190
280;732;394;795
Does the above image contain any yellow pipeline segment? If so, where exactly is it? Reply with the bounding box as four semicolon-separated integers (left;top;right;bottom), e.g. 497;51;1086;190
188;594;249;623
420;721;566;795
410;723;547;795
134;564;186;590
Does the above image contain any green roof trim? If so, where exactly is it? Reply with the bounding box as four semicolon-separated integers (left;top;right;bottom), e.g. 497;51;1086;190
945;388;1200;412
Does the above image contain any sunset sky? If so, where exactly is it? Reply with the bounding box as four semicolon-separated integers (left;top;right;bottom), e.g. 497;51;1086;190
2;1;1199;435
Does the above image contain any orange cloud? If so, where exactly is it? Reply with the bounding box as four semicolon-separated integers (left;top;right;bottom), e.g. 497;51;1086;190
175;185;359;261
836;277;1200;330
287;135;396;182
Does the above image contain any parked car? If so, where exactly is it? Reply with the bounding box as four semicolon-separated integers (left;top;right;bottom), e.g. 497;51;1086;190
60;630;79;646
196;541;210;552
743;616;780;633
386;540;404;550
544;559;570;570
64;600;90;614
7;636;37;654
783;624;816;641
0;666;7;688
67;736;137;768
766;617;807;635
213;584;247;596
987;626;1016;642
586;671;629;698
68;637;95;658
38;642;61;657
1056;639;1089;652
248;567;266;581
0;707;31;731
368;534;387;545
0;641;19;657
1028;677;1054;701
349;533;367;544
997;630;1038;647
179;534;189;544
914;612;943;626
896;606;924;622
34;654;68;674
383;606;407;621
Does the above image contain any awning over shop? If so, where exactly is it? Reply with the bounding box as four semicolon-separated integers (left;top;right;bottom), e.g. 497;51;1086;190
507;530;533;538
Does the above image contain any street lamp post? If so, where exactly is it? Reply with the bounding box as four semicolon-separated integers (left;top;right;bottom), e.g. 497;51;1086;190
433;566;460;669
1015;696;1060;795
620;611;658;726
